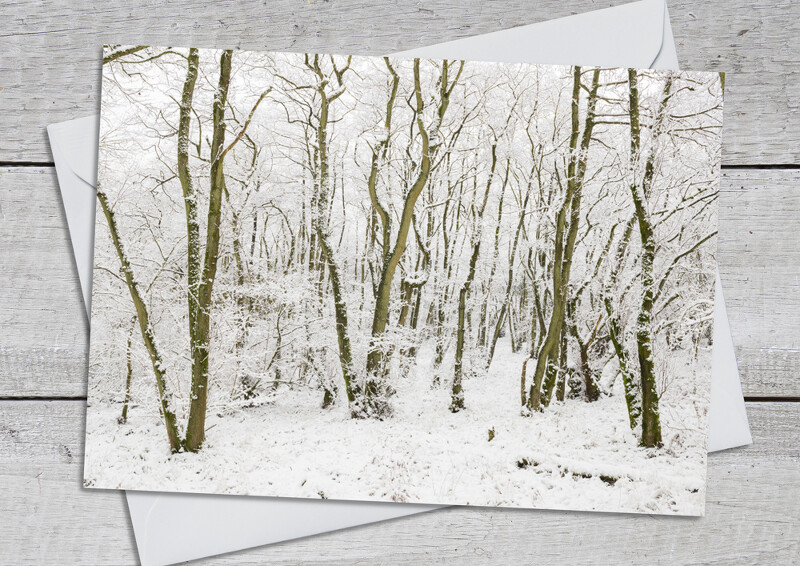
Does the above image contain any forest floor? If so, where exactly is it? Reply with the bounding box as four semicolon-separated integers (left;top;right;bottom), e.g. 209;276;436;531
84;337;710;516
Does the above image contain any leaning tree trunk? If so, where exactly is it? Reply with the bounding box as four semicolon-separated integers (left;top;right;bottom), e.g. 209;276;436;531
605;295;640;428
97;188;182;453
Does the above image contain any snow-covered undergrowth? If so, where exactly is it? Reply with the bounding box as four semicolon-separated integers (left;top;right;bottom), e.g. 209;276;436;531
84;337;708;515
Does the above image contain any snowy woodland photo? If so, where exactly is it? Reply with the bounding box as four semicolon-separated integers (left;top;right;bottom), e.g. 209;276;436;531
84;45;723;515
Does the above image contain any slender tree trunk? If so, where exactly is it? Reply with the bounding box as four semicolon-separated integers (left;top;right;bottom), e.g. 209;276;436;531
119;317;136;424
97;188;182;453
488;185;530;366
451;283;469;411
555;323;568;402
605;296;640;428
397;280;413;327
451;143;497;411
520;358;530;407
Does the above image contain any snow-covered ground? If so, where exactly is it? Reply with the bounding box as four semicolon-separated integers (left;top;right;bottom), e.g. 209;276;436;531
84;337;709;516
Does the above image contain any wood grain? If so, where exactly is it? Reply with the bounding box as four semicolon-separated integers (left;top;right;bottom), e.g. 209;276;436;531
2;167;797;398
0;167;87;398
0;0;798;164
1;3;798;563
718;169;800;397
0;400;796;565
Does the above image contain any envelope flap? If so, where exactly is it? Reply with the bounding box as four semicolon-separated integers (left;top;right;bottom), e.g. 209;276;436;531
47;117;98;317
50;115;100;187
394;0;666;69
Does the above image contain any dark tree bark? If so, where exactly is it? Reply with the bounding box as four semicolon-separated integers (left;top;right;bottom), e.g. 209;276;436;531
118;317;136;425
627;70;671;448
184;49;235;452
603;216;641;427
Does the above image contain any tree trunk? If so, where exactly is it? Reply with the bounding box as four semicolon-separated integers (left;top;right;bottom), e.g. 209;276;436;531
605;296;640;428
119;317;136;425
520;357;530;407
299;55;365;416
97;188;182;453
177;49;202;384
555;323;568;402
451;284;468;412
366;59;461;404
184;49;234;452
627;69;668;448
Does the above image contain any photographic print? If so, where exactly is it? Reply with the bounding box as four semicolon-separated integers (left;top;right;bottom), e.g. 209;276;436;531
84;45;723;515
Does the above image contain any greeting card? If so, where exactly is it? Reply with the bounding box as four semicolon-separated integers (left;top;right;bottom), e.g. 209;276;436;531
85;46;722;515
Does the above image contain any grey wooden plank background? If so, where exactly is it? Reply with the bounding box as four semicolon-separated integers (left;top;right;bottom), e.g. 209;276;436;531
0;0;798;564
2;401;798;564
1;0;799;164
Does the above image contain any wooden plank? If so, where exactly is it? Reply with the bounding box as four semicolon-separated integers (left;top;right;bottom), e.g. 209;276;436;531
718;169;800;397
671;0;800;165
0;167;87;397
2;167;798;397
0;400;796;564
0;0;798;164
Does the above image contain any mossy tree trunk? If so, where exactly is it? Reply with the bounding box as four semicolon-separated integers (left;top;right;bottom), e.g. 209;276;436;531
119;316;136;425
184;49;234;452
627;70;671;448
177;49;202;402
97;188;182;453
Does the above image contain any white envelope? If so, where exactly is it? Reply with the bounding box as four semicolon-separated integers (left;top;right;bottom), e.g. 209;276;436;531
48;1;751;564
